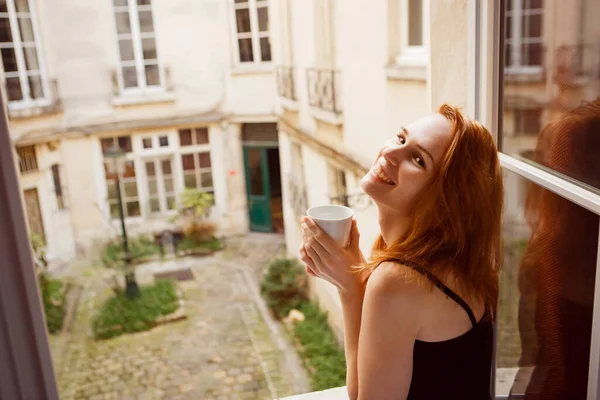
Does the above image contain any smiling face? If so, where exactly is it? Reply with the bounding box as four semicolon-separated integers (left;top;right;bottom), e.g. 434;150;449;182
361;113;453;216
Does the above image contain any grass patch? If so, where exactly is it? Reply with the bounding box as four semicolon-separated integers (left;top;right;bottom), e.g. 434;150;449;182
260;258;346;390
39;274;66;334
176;236;222;253
92;280;178;340
102;235;160;266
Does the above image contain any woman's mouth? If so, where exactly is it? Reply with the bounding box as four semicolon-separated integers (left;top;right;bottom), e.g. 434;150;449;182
370;163;395;185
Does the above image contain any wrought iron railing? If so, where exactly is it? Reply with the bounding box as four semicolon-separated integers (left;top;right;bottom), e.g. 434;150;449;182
276;66;296;101
329;192;372;211
306;68;342;114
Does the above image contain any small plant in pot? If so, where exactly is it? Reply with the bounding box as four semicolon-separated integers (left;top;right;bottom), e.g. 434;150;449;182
174;189;221;253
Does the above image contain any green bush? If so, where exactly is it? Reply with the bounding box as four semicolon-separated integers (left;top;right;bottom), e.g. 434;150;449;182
92;279;178;340
260;258;308;319
294;301;347;390
102;235;160;266
39;274;66;334
176;235;222;253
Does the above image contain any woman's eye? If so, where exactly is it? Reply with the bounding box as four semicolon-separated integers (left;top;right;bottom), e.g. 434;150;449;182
415;156;425;168
397;134;406;144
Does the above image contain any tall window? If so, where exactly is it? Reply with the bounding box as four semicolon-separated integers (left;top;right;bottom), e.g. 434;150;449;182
16;144;37;173
398;0;428;66
505;0;543;72
51;164;65;210
328;165;349;207
113;0;162;92
232;0;271;64
0;0;46;105
179;128;214;195
101;136;141;218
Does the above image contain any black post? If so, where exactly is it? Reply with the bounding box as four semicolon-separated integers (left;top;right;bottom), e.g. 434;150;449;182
115;173;139;299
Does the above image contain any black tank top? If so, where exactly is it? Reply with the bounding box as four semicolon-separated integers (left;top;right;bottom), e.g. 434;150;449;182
387;260;494;399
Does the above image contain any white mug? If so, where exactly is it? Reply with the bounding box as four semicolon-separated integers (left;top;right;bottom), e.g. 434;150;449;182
306;205;354;248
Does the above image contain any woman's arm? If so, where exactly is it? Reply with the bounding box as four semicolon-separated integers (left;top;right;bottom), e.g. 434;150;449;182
354;262;422;400
339;287;366;400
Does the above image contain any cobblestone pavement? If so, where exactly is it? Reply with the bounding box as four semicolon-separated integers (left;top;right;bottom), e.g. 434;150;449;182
50;233;311;400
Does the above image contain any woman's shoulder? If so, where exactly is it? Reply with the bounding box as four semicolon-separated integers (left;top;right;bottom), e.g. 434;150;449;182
366;261;431;302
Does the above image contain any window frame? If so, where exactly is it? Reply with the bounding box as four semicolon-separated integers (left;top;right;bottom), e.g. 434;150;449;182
0;0;50;109
230;0;272;67
504;0;544;75
396;0;429;67
179;127;214;194
112;0;165;96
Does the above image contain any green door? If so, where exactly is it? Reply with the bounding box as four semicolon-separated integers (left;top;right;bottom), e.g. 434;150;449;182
243;147;273;232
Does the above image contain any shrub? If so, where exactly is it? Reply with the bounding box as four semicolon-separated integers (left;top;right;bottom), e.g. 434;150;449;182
102;235;160;266
182;219;217;243
92;279;178;340
39;274;66;334
260;258;308;319
180;189;214;219
176;235;222;253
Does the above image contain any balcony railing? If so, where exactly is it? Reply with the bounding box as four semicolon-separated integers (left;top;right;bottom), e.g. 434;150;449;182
553;44;600;85
306;68;342;114
276;66;296;101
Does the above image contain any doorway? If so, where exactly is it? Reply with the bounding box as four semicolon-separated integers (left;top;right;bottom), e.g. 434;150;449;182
242;123;284;233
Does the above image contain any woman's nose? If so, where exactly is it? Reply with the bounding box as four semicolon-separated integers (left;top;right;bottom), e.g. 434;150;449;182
381;140;404;166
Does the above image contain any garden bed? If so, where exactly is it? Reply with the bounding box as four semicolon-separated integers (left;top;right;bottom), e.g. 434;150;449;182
92;279;186;340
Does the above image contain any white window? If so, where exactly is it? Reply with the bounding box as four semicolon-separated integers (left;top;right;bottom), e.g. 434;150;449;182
505;0;543;73
0;0;47;107
397;0;429;66
179;128;214;195
232;0;271;64
100;136;141;218
112;0;163;93
144;158;176;213
514;108;541;136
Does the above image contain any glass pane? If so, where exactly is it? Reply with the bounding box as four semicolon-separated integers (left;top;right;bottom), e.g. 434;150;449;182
147;179;157;194
163;177;173;193
1;48;17;72
122;161;136;178
18;17;34;42
118;39;134;61
260;37;271;62
6;77;23;101
14;0;29;12
257;7;268;31
235;9;251;33
408;0;423;46
123;181;138;197
497;170;596;399
247;149;264;195
179;129;192;146
126;201;140;217
0;17;12;42
101;138;114;154
141;37;157;60
184;173;197;188
166;196;176;210
138;10;154;33
106;181;118;199
122;66;138;88
23;46;38;70
149;197;160;212
234;0;248;3
505;16;512;40
115;11;131;35
27;75;43;99
201;172;213;188
142;138;152;148
109;203;121;219
113;0;128;6
182;154;195;170
161;159;171;175
158;136;168;147
118;136;132;152
0;2;6;13
238;38;253;62
506;0;513;11
137;0;151;6
525;14;542;38
145;162;155;176
145;64;160;86
195;128;209;144
199;152;211;168
527;0;543;9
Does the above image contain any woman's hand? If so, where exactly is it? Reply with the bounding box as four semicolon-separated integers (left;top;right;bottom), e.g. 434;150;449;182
299;217;368;294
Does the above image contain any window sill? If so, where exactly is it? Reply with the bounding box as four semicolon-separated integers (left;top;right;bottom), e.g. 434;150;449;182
504;68;545;83
386;63;427;82
8;100;62;120
231;63;274;76
112;91;176;107
280;96;299;111
309;106;343;126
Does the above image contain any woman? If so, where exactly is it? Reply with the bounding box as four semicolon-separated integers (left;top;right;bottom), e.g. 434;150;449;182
299;104;503;399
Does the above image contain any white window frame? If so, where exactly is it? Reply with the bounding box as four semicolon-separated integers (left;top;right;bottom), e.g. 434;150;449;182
505;0;543;75
396;0;429;67
179;127;214;193
142;156;177;215
1;0;49;109
230;0;272;67
113;0;165;96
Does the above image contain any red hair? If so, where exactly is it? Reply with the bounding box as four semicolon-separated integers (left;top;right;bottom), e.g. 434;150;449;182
361;104;503;317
